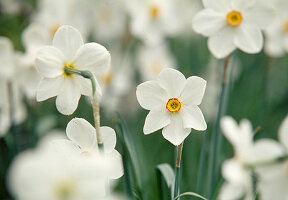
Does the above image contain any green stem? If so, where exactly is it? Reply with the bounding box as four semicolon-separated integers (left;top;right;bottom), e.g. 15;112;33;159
64;67;103;148
174;142;184;200
196;130;208;194
207;55;231;198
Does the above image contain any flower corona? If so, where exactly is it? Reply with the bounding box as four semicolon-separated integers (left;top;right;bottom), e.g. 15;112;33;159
226;11;242;27
166;98;181;113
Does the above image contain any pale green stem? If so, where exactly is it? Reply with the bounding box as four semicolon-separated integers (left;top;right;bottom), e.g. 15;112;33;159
208;55;231;199
64;67;103;148
174;142;184;200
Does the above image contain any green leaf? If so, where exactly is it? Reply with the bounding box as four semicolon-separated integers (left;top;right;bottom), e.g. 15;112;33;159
174;192;207;200
156;163;175;200
157;163;175;188
114;114;143;199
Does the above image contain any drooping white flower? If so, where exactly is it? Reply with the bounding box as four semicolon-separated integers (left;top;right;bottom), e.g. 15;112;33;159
255;115;288;200
126;0;182;43
8;141;121;200
137;43;176;81
218;116;283;200
35;25;110;115
50;118;124;179
264;0;288;57
136;68;207;146
192;0;275;58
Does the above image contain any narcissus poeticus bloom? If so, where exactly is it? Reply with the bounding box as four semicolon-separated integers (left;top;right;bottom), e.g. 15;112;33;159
136;68;207;146
35;25;110;115
192;0;275;58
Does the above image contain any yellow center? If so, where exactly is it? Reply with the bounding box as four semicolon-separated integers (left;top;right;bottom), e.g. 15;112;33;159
54;180;76;200
149;5;159;19
63;62;75;77
50;24;61;36
227;11;242;27
284;21;288;33
101;72;113;85
99;6;114;21
151;61;163;75
166;98;182;113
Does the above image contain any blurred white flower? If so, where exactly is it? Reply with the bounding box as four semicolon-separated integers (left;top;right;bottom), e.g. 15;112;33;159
50;118;124;179
264;0;288;57
137;43;176;81
8;142;121;200
0;37;15;79
16;24;50;100
126;0;181;44
256;115;288;200
33;0;89;38
192;0;275;58
219;116;283;200
0;37;26;137
35;25;110;115
88;0;127;42
98;47;135;114
136;68;207;145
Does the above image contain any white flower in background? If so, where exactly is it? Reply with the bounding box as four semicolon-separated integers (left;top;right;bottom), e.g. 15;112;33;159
33;0;89;38
136;68;207;145
137;43;176;81
88;0;127;42
264;0;288;57
201;56;242;121
0;37;26;137
0;0;22;15
192;0;275;58
218;116;283;200
8;142;121;200
16;24;50;100
0;37;15;80
51;118;124;179
98;47;135;114
35;25;110;115
126;0;181;43
256;115;288;200
178;0;203;37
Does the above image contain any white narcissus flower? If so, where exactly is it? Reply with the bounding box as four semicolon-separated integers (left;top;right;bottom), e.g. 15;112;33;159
98;47;135;114
0;37;15;79
219;116;283;200
255;115;288;200
35;25;110;115
50;118;124;179
33;0;89;38
0;37;26;137
17;24;50;100
126;0;181;43
264;0;288;57
137;43;176;81
89;0;127;42
192;0;275;58
136;68;207;146
8;142;121;200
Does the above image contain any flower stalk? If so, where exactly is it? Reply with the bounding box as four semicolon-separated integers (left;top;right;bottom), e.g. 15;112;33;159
64;67;103;148
208;55;231;198
174;142;184;200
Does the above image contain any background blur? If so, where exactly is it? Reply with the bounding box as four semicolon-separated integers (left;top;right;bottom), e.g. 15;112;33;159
0;0;288;199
